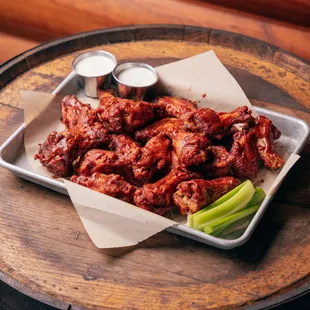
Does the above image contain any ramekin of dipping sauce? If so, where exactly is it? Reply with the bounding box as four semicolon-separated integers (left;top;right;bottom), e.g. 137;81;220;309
112;62;158;101
72;50;117;98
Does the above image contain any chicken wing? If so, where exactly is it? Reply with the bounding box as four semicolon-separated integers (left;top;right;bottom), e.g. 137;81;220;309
109;134;141;166
61;95;98;129
204;146;234;178
132;134;171;184
189;108;223;138
230;130;258;179
70;123;111;151
134;118;183;143
134;167;193;215
218;106;254;129
154;96;197;119
71;172;136;203
97;91;155;133
74;149;118;176
34;124;110;177
171;131;210;168
173;177;240;215
255;116;284;169
34;131;79;177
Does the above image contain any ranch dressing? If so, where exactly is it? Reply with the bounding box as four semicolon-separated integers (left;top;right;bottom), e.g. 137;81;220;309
75;55;115;77
117;67;157;87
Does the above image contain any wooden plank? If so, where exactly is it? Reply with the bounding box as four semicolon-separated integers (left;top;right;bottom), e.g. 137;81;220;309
135;25;184;41
209;29;276;62
183;26;211;43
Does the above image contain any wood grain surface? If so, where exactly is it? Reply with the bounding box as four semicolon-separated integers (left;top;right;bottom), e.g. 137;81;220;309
0;0;310;61
206;0;310;27
0;26;309;310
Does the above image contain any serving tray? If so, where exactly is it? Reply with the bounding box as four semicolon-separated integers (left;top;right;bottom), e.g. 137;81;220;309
1;70;309;249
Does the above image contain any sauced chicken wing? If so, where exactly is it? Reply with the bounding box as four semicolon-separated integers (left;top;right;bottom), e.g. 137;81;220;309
218;106;254;129
134;167;193;215
34;131;79;177
135;118;183;143
75;134;171;185
109;134;141;166
75;149;119;176
132;134;171;184
69;123;111;151
97;91;155;133
34;124;110;177
154;96;197;119
173;177;240;215
204;146;234;178
61;95;98;129
189;108;223;138
171;131;210;168
255;116;284;169
230;130;258;179
71;172;136;203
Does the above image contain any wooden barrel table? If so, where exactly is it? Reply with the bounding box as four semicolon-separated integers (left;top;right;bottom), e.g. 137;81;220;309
0;25;309;310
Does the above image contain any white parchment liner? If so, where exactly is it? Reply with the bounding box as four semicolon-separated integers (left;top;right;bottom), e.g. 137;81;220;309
22;50;299;248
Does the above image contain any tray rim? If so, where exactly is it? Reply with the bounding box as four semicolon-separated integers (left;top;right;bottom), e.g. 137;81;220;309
0;72;309;250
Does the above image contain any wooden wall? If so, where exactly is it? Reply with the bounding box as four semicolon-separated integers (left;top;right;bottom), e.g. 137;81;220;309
207;0;310;27
0;0;309;62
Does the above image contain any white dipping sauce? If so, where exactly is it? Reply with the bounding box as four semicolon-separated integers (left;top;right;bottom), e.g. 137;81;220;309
117;67;157;87
75;55;115;77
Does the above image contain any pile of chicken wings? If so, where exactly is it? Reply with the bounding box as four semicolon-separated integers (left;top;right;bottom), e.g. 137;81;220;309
34;91;284;216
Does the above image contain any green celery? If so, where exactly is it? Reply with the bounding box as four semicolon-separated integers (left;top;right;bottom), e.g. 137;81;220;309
246;187;266;208
203;205;259;236
189;180;255;231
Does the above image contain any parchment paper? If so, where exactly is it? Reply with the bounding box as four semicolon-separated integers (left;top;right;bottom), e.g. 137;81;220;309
22;50;299;248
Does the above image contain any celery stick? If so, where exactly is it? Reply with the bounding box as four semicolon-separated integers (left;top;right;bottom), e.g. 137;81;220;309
190;180;255;231
246;187;266;208
203;205;259;236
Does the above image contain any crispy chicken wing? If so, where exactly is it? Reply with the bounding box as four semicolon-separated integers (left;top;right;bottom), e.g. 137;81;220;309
70;123;111;151
134;118;183;143
230;130;258;179
61;95;98;129
255;116;284;169
218;106;254;129
136;120;209;168
132;134;171;184
171;131;210;168
204;146;234;178
75;149;118;176
109;134;141;166
173;177;240;215
97;91;155;133
34;123;110;177
71;172;136;203
154;96;197;119
134;167;193;215
189;108;224;138
34;131;79;177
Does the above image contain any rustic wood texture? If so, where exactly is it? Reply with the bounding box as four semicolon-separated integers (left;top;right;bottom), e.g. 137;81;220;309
0;32;39;64
0;26;309;310
206;0;310;27
1;0;310;61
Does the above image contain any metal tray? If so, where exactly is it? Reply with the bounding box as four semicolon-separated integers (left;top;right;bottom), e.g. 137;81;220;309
1;72;309;249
